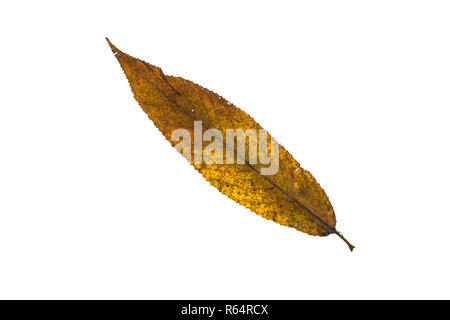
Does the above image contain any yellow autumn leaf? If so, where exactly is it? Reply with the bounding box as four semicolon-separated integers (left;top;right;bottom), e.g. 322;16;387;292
107;38;354;251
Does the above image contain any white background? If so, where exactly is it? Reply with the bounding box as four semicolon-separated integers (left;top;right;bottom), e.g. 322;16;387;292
1;1;449;299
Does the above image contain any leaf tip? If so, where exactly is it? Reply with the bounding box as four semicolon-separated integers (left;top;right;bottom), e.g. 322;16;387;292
105;37;120;55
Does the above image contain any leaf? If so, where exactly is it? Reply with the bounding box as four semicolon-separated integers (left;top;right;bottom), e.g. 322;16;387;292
106;38;354;251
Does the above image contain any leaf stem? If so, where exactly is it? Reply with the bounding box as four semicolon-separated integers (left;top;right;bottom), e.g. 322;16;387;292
334;230;355;252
